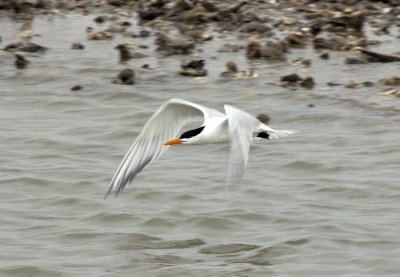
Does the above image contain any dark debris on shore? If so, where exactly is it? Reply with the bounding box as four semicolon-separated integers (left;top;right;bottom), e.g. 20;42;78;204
1;0;400;95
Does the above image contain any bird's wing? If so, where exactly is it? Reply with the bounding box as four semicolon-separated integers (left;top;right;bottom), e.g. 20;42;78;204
224;105;261;188
106;98;224;198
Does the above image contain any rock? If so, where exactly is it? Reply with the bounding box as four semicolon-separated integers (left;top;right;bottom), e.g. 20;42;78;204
378;76;400;86
165;0;194;17
70;85;82;91
181;58;205;70
246;38;262;59
180;28;213;43
328;12;365;31
217;43;242;53
226;0;248;13
281;73;302;83
257;113;270;124
378;88;400;97
137;0;166;23
300;77;315;89
183;3;207;24
220;61;238;78
105;25;127;33
355;48;400;63
18;21;32;40
260;41;287;60
120;21;132;27
112;68;135;85
280;16;295;26
139;30;151;38
107;0;131;7
4;41;47;53
155;33;195;55
327;81;341;87
71;42;84;50
138;5;164;21
178;68;207;77
344;57;367;64
240;22;270;34
309;22;322;36
313;36;347;51
115;44;131;62
86;27;112;40
219;61;256;79
179;57;207;77
319;52;330;60
94;15;106;24
345;80;358;89
247;37;286;60
14;53;29;69
200;0;218;12
291;58;311;67
363;81;374;87
284;32;309;47
281;73;314;89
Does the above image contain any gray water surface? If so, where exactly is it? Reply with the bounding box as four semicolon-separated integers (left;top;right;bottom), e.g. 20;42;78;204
1;14;400;277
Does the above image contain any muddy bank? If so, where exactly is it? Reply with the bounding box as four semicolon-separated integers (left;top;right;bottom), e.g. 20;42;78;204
1;0;400;97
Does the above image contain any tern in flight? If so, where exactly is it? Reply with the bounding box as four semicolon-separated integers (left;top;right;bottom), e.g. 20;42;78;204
106;98;296;198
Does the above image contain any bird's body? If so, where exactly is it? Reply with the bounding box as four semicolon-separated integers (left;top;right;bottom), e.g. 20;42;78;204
106;98;296;198
184;118;228;145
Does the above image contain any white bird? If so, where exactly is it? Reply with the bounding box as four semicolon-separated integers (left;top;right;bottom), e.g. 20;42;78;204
106;98;296;198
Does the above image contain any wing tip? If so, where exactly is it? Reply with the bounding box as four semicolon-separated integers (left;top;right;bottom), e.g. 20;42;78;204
104;186;116;200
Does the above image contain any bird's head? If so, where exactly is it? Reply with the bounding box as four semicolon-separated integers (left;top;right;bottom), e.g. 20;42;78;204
163;126;205;146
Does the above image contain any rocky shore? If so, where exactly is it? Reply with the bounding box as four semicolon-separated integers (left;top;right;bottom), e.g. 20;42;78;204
1;0;400;97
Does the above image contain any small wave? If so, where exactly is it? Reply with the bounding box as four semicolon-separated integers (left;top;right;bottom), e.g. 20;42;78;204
186;216;237;230
0;266;64;277
84;212;137;223
228;245;296;266
142;218;175;228
283;160;325;171
199;244;259;255
119;238;205;250
151;254;195;265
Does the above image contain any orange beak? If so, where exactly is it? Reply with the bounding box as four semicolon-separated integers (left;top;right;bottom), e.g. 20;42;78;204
163;138;182;145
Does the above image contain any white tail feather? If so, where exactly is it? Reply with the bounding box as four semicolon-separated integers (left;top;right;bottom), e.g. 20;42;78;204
270;129;298;139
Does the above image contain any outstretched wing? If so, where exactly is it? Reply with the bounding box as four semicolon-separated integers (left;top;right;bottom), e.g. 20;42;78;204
224;105;261;188
224;105;297;188
106;98;224;198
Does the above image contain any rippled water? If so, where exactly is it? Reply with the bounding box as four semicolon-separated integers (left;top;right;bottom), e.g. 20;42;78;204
1;14;400;276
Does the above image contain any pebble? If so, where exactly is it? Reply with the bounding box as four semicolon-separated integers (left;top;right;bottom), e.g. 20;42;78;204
71;43;84;50
300;77;315;89
179;57;207;77
256;113;270;124
112;68;135;85
219;61;256;79
378;76;400;86
70;85;82;91
4;42;47;53
345;80;358;89
155;33;195;55
319;52;330;60
115;44;131;62
14;53;29;69
281;74;302;83
378;88;400;97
